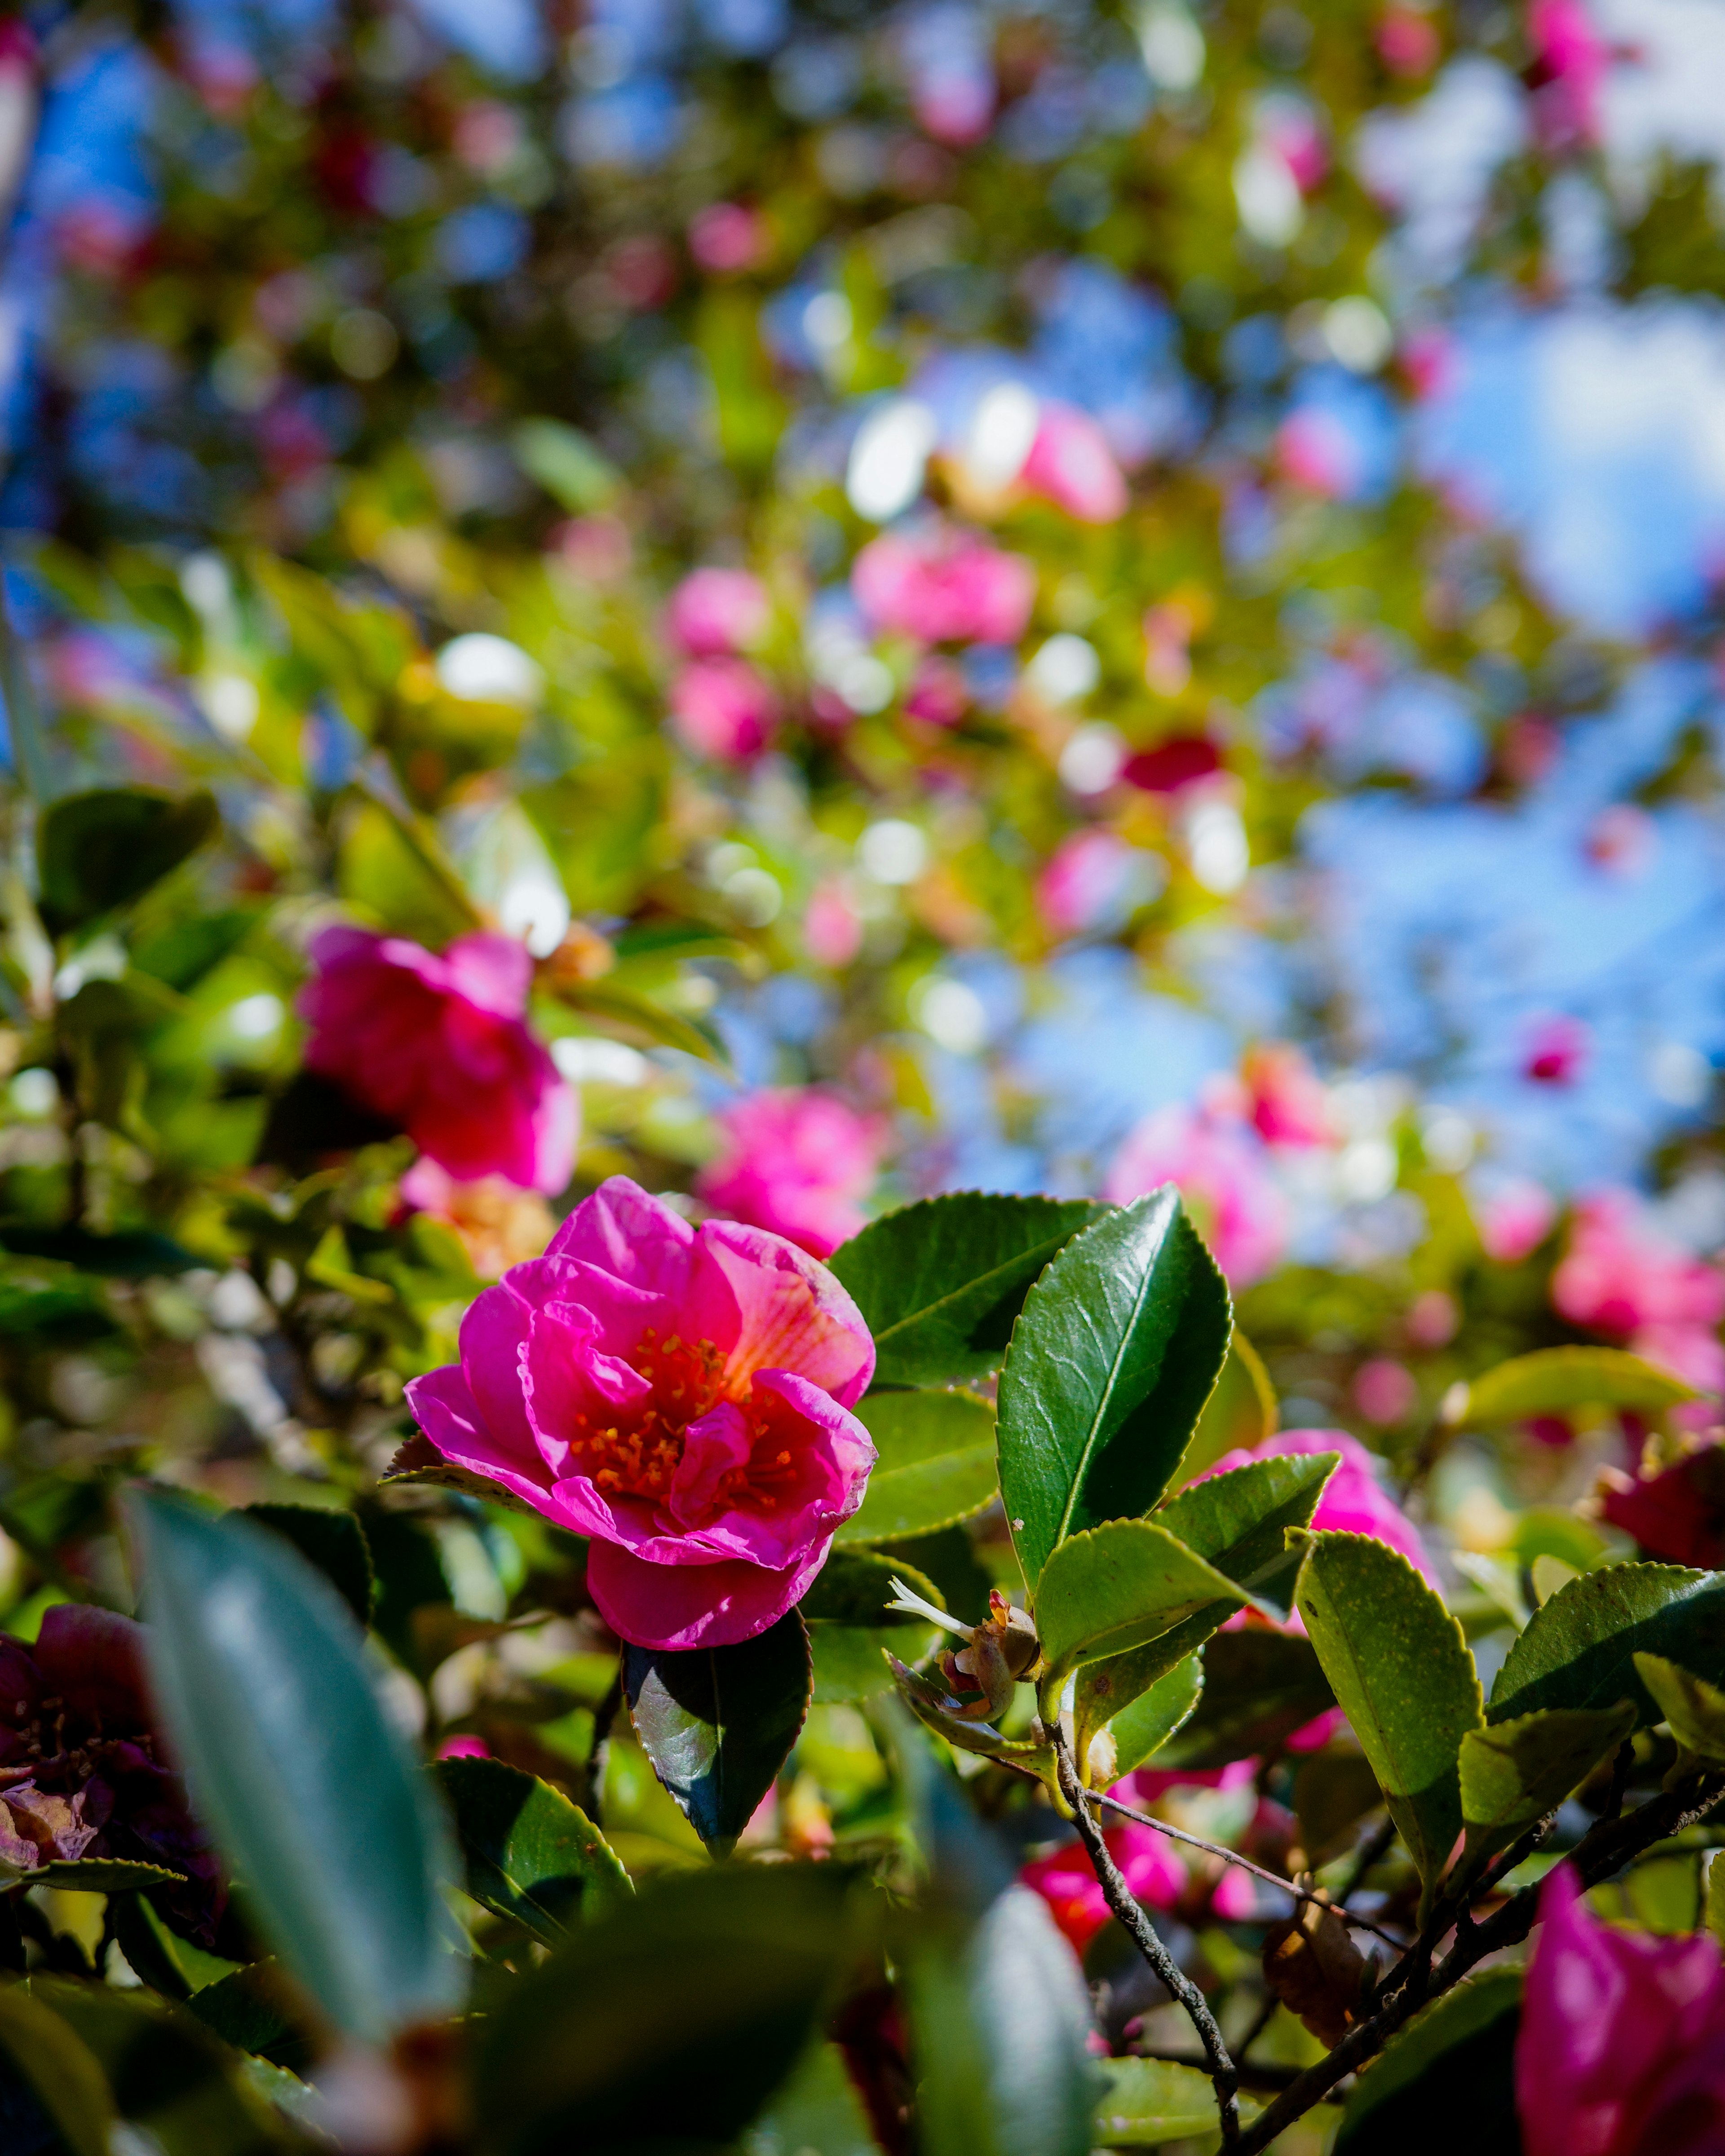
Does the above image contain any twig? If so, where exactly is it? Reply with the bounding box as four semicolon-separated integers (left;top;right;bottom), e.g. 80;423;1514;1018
1052;1728;1240;2146
1090;1786;1404;1948
1230;1772;1725;2155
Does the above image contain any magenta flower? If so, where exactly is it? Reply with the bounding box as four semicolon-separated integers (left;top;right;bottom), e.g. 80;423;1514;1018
668;656;780;762
404;1176;877;1649
695;1089;882;1260
1473;1173;1558;1264
1020;404;1129;524
1518;1862;1725;2156
852;524;1035;647
666;566;770;657
1104;1103;1288;1288
300;927;576;1195
1528;0;1609;148
0;1606;223;1945
1240;1042;1331;1148
1599;1437;1725;1569
1552;1192;1725;1339
1021;1822;1185;1954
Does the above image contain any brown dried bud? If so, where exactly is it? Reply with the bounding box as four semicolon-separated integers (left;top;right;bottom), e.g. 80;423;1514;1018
1261;1899;1370;2048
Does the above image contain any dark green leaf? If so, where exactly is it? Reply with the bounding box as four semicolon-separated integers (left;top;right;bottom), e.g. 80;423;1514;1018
1334;1970;1522;2156
243;1503;375;1627
828;1193;1108;1387
438;1756;631;1944
876;1524;995;1625
130;909;261;992
1173;1329;1278;1487
1156;1450;1340;1615
1459;1704;1635;1862
472;1863;866;2155
1092;2055;1260;2146
622;1608;811;1855
0;1225;199;1277
0;1983;115;2156
1489;1562;1725;1729
836;1388;997;1544
1461;1347;1697;1426
128;1488;465;2044
21;1859;185;1892
183;1965;303;2071
1293;1530;1484;1907
1633;1651;1725;1763
1034;1519;1247;1695
1150;1632;1336;1773
1089;1654;1204;1785
997;1189;1231;1589
1295;1752;1386;1862
805;1540;945;1701
38;788;220;931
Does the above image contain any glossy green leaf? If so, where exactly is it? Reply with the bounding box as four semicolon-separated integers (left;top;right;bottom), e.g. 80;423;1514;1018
1174;1328;1278;1486
438;1756;631;1944
38;786;220;931
1034;1519;1247;1695
998;1188;1231;1589
128;1488;465;2044
835;1388;998;1545
1151;1632;1336;1773
1489;1562;1725;1728
1633;1651;1725;1763
183;1964;301;2070
1293;1529;1484;1904
1091;2055;1258;2146
472;1864;866;2156
828;1192;1107;1387
0;1982;115;2156
622;1607;811;1853
801;1547;945;1702
243;1502;375;1627
1088;1653;1204;1785
1460;1346;1697;1425
1458;1703;1635;1861
20;1858;185;1892
1334;1969;1522;2155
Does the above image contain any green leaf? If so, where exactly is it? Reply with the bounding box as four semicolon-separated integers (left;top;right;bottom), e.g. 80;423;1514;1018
438;1756;632;1944
183;1964;301;2069
827;1193;1108;1387
1071;1455;1336;1765
1707;1848;1725;1949
128;1488;465;2044
511;417;622;512
1460;1346;1698;1425
1292;1530;1484;1906
1458;1703;1636;1862
835;1388;998;1545
1088;1654;1204;1786
1034;1519;1248;1695
243;1503;375;1627
0;1982;115;2156
0;1224;199;1277
548;980;729;1067
998;1189;1231;1589
1152;1633;1336;1774
622;1608;811;1854
1489;1562;1725;1729
803;1544;946;1703
743;2040;880;2156
472;1864;867;2156
38;787;220;932
1333;1969;1522;2156
1633;1652;1725;1763
1092;2055;1260;2146
20;1858;186;1892
1174;1328;1278;1486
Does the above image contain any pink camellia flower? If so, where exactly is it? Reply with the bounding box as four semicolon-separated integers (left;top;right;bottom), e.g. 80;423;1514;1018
398;1158;555;1280
1552;1192;1725;1339
300;927;576;1195
1473;1173;1558;1264
1022;1822;1185;1954
1599;1440;1725;1570
1528;0;1609;148
1200;1429;1437;1588
1105;1104;1288;1288
852;525;1035;647
667;567;770;658
1020;404;1129;524
695;1089;882;1260
668;657;779;762
404;1177;876;1650
1241;1042;1331;1148
1517;1862;1725;2156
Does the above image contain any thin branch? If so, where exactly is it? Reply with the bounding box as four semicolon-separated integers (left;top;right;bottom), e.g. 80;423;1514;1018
1230;1772;1725;2155
1052;1729;1240;2146
1090;1786;1404;1948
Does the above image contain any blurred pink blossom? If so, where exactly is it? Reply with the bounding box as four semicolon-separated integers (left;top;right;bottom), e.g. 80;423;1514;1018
905;654;970;726
1036;830;1149;939
1528;0;1609;147
696;1089;882;1259
1353;1358;1418;1427
689;202;767;274
1523;1012;1589;1085
1475;1175;1558;1264
668;657;779;762
1105;1103;1288;1287
668;566;770;657
1020;404;1129;523
1518;1862;1725;2156
852;525;1035;646
1552;1192;1725;1338
803;880;865;969
1021;1822;1184;1953
1600;1437;1725;1568
436;1734;491;1762
1241;1042;1331;1148
1201;1430;1437;1588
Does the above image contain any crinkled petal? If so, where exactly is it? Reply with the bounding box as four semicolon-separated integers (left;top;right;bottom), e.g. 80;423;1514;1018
694;1221;875;1406
404;1362;558;1515
544;1176;698;1298
586;1535;824;1650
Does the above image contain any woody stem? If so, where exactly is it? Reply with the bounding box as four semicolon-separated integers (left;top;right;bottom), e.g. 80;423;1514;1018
1051;1728;1240;2147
